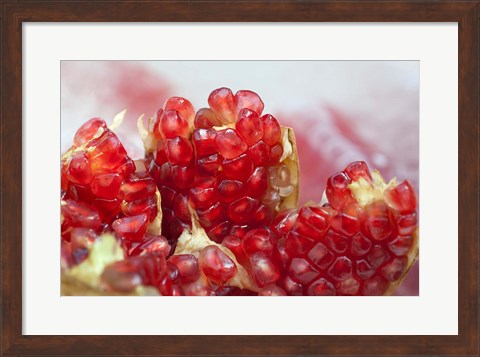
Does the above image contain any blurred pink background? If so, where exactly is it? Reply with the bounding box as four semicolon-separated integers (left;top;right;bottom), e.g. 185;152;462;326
61;61;419;295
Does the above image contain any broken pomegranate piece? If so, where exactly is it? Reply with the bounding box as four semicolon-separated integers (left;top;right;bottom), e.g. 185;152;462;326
139;87;299;244
269;161;418;295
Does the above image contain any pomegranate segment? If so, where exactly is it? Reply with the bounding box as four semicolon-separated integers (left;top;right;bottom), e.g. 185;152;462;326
268;161;418;296
145;87;298;244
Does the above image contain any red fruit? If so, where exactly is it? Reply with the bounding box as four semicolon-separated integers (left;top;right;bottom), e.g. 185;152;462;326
168;254;200;283
145;88;298;243
112;213;148;242
73;117;107;146
235;90;264;117
65;152;93;185
163;97;195;127
101;253;167;292
158;109;190;139
165;137;193;165
90;173;123;199
236;108;263;146
250;252;280;287
269;161;418;296
129;234;171;257
61;200;102;241
199;245;237;285
241;228;274;256
208;87;236;123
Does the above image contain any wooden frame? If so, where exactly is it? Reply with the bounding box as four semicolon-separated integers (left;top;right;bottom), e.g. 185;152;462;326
1;1;478;355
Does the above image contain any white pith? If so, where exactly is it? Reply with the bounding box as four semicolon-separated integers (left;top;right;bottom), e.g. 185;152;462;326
347;170;397;207
174;215;259;292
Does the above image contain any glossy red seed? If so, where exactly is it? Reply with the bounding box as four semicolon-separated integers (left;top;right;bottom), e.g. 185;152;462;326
88;131;129;173
325;231;349;254
197;202;225;228
163;96;195;126
279;275;303;296
196;154;222;176
388;235;414;256
227;197;257;224
350;233;372;257
362;275;388;295
296;206;333;237
207;221;230;243
267;238;285;269
250;252;280;287
192;129;218;157
73;117;107;146
236;108;263;146
242;228;274;256
326;171;355;209
285;230;315;256
119;172;156;201
260;114;281;146
61;200;102;232
121;196;157;220
222;153;254;181
218;180;244;203
112;213;148;242
396;212;418;236
130;234;171;257
117;158;136;176
199;245;237;285
66;152;93;185
247;140;270;166
194;108;223;128
91;197;121;222
362;201;394;241
168;254;200;283
330;210;360;237
235;90;264;117
344;161;372;183
173;193;190;221
246;167;268;197
165;136;193;165
356;259;376;280
384;180;417;213
288;258;320;285
267;144;283;165
308;278;336;296
208;87;236;123
215;129;247;159
336;276;360;295
380;256;407;281
90;173;122;199
307;242;335;270
189;186;218;210
252;204;273;225
367;245;390;268
327;257;353;281
270;209;298;237
171;164;195;189
222;235;246;263
158;109;190;139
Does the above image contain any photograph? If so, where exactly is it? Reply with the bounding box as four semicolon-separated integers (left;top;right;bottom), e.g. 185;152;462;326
60;60;419;296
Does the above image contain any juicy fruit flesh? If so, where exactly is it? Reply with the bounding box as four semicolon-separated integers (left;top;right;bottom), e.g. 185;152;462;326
268;161;418;295
146;87;295;243
61;116;165;269
62;90;418;297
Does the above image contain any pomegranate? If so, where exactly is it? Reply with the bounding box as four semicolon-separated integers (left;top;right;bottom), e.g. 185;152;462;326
61;111;165;268
61;91;418;297
138;88;299;244
267;161;418;295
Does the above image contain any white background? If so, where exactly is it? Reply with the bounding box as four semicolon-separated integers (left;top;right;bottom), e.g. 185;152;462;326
23;23;457;335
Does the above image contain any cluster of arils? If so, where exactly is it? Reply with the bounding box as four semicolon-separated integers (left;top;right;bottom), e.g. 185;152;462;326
61;88;418;296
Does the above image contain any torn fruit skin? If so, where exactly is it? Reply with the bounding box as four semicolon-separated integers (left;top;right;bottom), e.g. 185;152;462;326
61;88;418;296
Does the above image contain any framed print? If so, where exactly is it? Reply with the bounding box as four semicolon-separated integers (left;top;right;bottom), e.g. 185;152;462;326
1;1;478;356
